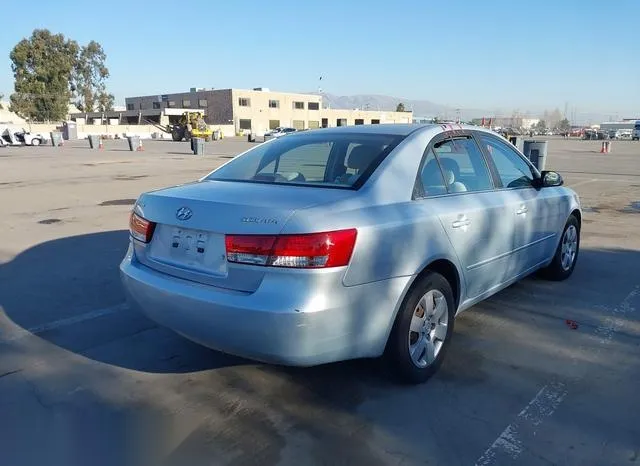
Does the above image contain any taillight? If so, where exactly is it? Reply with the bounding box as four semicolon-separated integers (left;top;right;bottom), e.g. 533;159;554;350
129;212;156;243
225;229;357;268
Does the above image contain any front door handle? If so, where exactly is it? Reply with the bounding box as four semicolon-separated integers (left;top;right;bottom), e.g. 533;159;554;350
452;217;471;229
516;205;528;215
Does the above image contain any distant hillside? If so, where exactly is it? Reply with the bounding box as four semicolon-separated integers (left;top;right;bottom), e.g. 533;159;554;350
308;92;490;119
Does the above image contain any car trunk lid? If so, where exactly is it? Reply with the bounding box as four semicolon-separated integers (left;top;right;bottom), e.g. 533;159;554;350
133;180;352;292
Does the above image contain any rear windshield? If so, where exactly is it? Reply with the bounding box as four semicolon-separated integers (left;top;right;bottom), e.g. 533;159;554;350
205;132;405;188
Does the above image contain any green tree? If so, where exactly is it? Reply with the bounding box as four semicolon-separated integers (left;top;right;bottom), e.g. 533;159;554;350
396;102;406;112
9;29;79;121
556;118;571;132
0;93;4;109
535;120;547;132
74;41;113;112
96;91;115;112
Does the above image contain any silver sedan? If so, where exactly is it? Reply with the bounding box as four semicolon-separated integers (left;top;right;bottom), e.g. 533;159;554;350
120;124;581;383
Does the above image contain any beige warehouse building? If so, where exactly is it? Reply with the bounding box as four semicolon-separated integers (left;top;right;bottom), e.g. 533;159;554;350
121;87;413;135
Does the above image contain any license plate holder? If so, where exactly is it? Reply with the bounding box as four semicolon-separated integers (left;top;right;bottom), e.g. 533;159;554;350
170;227;209;265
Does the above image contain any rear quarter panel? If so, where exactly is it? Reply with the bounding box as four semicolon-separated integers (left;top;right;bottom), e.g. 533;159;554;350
283;199;460;287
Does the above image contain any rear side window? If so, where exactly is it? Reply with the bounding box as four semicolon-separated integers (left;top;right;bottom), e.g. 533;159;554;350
432;138;493;193
206;132;404;188
416;149;448;197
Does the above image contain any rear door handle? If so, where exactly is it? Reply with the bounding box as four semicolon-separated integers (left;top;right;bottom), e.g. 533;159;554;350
516;205;528;215
452;217;471;229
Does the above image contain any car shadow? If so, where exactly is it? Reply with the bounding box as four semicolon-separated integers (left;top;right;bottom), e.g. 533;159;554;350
2;230;640;465
0;231;393;383
1;228;637;380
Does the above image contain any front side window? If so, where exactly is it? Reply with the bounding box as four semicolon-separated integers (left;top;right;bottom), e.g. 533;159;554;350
478;134;535;188
432;137;493;192
206;132;403;188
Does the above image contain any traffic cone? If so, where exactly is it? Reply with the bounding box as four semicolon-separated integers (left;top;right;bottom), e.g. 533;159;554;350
98;138;104;150
136;138;144;152
600;141;606;153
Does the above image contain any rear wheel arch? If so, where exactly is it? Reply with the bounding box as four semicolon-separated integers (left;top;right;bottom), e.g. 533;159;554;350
389;257;462;330
571;209;581;228
419;259;461;311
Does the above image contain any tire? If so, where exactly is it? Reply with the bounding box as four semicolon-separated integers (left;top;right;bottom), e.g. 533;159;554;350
385;271;455;384
31;138;41;146
540;214;580;281
171;128;184;142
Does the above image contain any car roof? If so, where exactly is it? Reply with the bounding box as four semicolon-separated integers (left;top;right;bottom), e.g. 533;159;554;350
304;123;493;137
306;123;437;136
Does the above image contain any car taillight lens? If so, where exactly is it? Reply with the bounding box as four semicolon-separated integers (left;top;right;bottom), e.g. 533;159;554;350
129;212;156;243
225;229;357;268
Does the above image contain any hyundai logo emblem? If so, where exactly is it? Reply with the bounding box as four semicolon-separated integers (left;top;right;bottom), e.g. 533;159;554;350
175;207;193;221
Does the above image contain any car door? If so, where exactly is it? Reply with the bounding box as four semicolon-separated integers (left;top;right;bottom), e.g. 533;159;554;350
416;132;518;300
475;132;559;276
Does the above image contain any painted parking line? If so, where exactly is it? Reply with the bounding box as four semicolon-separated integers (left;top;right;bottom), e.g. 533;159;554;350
475;285;640;465
568;178;597;188
0;302;129;344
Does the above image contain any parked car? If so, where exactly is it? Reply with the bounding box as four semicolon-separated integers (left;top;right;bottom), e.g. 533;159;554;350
0;127;44;146
264;126;297;138
120;124;581;384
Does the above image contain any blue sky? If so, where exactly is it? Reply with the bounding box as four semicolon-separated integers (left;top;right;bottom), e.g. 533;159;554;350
1;0;639;118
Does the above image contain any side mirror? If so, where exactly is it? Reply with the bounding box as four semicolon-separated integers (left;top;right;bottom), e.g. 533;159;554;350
538;170;563;188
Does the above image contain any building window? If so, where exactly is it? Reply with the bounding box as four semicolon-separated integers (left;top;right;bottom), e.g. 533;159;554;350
239;98;250;107
126;103;134;110
308;102;319;110
182;99;191;107
371;119;380;124
139;102;143;109
308;121;319;129
355;119;364;125
269;120;280;129
293;120;304;130
269;100;279;109
168;101;176;108
153;102;161;109
239;119;252;130
293;101;304;110
336;118;347;126
321;118;328;128
198;99;207;108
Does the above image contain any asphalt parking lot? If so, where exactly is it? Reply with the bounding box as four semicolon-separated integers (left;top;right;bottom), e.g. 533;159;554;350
1;136;639;466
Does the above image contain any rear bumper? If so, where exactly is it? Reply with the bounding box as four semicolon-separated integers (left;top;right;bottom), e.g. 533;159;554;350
119;245;412;366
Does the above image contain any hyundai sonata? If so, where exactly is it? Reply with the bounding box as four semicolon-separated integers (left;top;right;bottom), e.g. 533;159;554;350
120;124;581;383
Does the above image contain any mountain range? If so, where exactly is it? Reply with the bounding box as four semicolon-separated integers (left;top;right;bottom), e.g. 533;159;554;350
307;92;614;125
308;92;491;120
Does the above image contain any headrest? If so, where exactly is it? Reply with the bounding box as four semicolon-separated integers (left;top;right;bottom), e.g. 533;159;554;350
442;169;455;185
346;145;380;170
439;158;460;178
